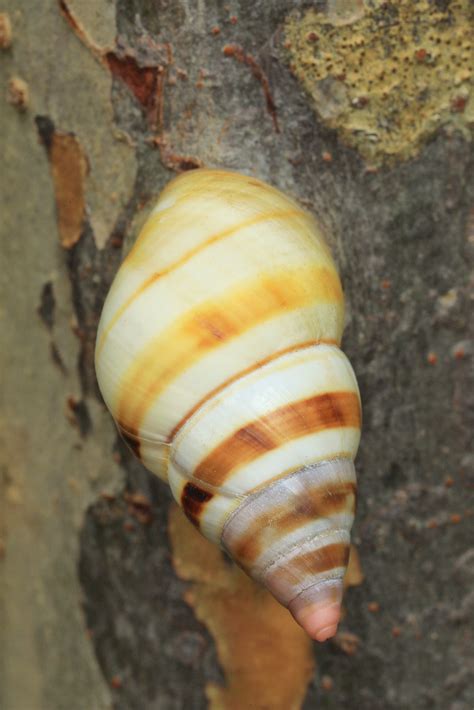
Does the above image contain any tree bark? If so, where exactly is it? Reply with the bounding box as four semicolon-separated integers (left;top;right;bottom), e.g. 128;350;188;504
1;1;473;709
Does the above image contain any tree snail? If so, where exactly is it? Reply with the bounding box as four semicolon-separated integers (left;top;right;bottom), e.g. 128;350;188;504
95;169;361;641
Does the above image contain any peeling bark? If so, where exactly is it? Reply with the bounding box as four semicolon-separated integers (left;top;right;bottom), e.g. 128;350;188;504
168;504;315;710
36;117;89;249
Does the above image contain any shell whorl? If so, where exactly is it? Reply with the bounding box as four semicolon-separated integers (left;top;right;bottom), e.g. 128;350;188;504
95;169;362;640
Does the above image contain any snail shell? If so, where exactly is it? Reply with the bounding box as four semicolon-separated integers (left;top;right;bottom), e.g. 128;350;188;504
95;169;361;641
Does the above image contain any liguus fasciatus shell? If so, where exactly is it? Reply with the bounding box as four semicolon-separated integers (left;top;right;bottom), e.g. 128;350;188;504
95;169;361;641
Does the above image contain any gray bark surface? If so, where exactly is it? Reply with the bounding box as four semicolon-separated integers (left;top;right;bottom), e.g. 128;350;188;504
1;1;473;709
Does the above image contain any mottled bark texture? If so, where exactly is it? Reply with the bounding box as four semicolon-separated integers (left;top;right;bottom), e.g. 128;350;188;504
1;1;473;709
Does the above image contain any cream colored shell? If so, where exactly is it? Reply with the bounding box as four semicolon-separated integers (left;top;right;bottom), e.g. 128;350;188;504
95;169;362;641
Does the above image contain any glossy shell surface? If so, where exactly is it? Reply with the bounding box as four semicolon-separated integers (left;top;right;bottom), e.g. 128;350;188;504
95;169;362;640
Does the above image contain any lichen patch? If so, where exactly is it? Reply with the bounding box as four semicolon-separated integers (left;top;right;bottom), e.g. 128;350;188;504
284;0;473;163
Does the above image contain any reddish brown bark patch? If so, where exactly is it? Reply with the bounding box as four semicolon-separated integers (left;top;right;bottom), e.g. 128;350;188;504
105;52;159;109
152;136;203;172
222;43;280;132
0;12;12;49
36;116;88;249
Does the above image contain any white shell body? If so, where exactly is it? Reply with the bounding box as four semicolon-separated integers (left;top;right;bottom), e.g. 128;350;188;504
95;169;361;640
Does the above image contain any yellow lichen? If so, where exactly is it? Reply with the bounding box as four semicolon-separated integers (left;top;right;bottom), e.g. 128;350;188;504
284;0;473;163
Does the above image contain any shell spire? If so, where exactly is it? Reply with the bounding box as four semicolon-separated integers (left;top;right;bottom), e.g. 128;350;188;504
95;169;362;641
222;458;356;640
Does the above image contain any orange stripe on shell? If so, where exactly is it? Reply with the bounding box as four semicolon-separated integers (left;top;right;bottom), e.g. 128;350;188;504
231;481;356;568
193;391;361;488
116;265;344;435
96;208;301;357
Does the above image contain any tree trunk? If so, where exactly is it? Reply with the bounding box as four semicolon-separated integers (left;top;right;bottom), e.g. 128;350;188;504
1;1;473;709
